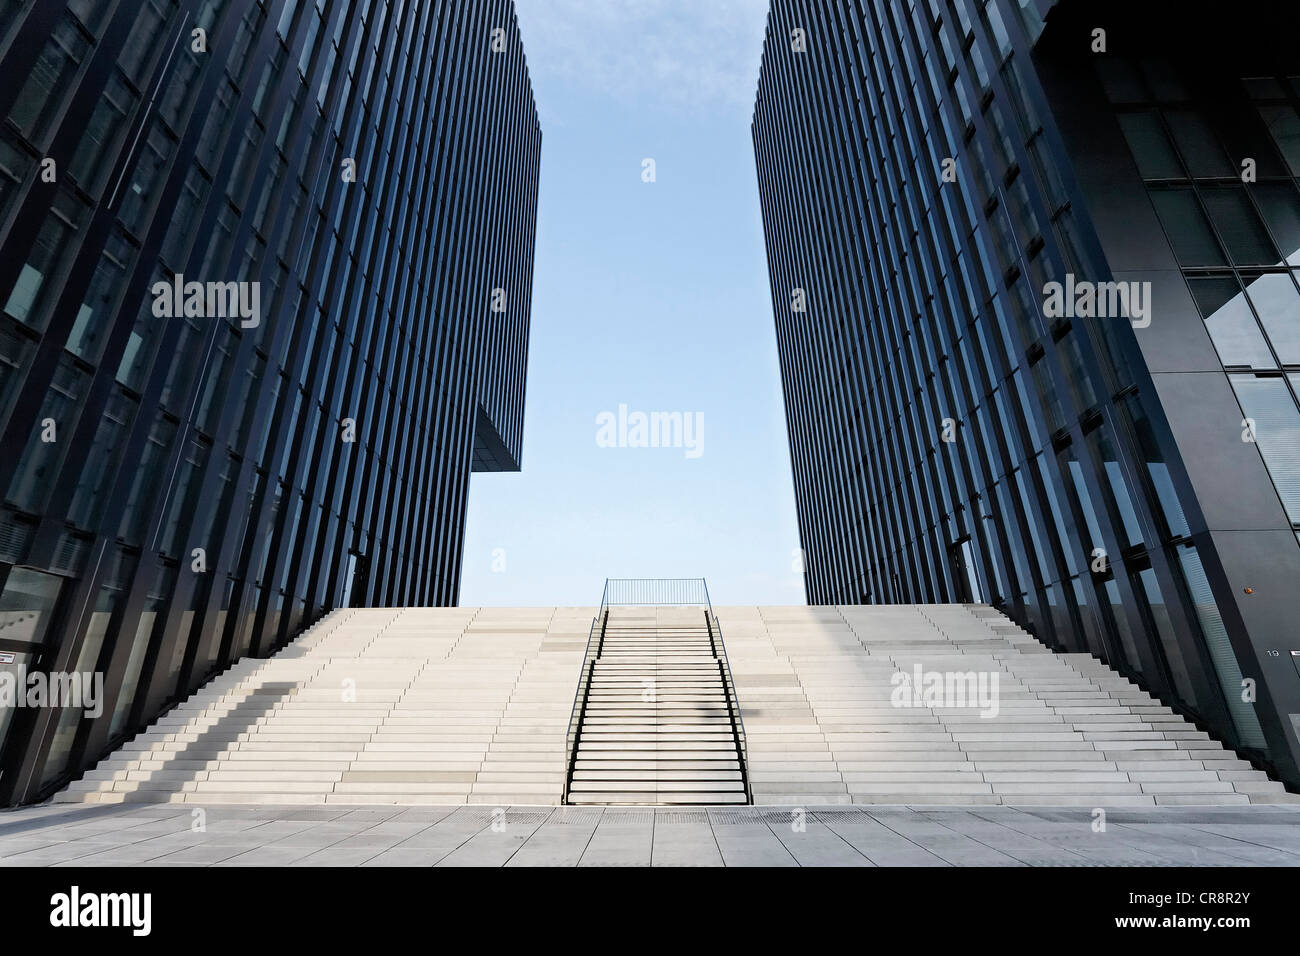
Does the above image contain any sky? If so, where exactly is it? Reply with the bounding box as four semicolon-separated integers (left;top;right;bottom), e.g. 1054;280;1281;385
458;0;805;608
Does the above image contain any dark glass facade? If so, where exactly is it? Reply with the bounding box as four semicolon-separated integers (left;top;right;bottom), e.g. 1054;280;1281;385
0;0;539;804
753;0;1300;788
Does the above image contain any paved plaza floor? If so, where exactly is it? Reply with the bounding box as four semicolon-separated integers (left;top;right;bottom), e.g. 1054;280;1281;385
2;802;1299;866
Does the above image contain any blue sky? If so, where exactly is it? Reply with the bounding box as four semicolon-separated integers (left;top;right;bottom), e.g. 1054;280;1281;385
459;0;804;608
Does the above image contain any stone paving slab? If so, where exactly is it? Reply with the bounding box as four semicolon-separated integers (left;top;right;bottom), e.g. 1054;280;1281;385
1;802;1297;866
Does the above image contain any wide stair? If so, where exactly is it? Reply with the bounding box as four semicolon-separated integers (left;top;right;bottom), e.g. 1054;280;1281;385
52;607;589;805
723;603;1296;806
565;603;750;805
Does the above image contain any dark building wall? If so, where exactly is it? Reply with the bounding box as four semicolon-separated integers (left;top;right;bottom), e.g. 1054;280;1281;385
753;0;1300;787
0;0;540;804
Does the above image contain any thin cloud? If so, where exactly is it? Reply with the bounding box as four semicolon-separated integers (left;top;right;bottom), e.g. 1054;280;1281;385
514;0;770;120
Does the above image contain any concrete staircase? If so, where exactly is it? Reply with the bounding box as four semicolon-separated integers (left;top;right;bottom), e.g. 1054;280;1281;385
565;606;748;805
54;607;589;805
719;603;1295;806
51;602;1294;807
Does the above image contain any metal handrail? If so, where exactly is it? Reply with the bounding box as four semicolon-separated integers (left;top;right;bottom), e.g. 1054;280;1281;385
561;577;752;805
702;579;752;804
561;582;608;805
602;577;710;606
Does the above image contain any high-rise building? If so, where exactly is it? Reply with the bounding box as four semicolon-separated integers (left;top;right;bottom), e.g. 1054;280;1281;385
753;0;1300;788
0;0;539;804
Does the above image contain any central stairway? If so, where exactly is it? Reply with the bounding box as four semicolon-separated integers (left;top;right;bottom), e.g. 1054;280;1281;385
564;596;751;806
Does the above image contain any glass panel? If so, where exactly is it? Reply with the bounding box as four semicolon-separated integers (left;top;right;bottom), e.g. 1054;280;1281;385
1201;187;1278;266
67;389;138;528
159;434;210;556
1094;58;1145;104
41;578;125;786
6;356;88;512
159;48;203;131
117;121;176;236
0;566;62;646
1163;110;1234;177
0;645;38;765
1088;426;1145;548
3;189;87;332
161;164;210;267
1256;104;1300;175
1251;182;1300;267
66;0;112;33
1136;567;1198;707
8;14;90;142
1120;393;1191;540
1149;188;1227;267
115;267;168;392
0;131;33;226
1189;276;1275;368
0;323;33;425
119;0;175;86
68;231;133;363
68;71;137;195
110;566;175;737
118;412;177;545
1244;273;1300;365
1117;112;1183;179
1231;374;1300;522
1176;546;1267;748
1105;577;1142;672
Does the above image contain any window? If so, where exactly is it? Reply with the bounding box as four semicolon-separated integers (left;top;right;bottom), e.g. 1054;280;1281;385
1253;182;1300;266
1117;112;1183;180
6;356;89;512
118;412;177;545
161;164;210;267
1087;426;1145;549
68;72;137;195
1120;393;1191;540
0;566;62;647
196;80;236;171
2;188;86;332
66;0;111;32
1201;187;1278;266
1135;566;1198;707
117;121;176;236
1231;374;1300;523
119;0;176;86
67;389;138;528
1244;273;1300;365
1189;276;1275;368
277;0;301;38
159;47;204;131
159;434;210;556
1256;104;1300;175
160;315;204;413
0;132;33;227
68;231;134;363
110;565;176;737
1149;187;1227;267
1163;110;1234;177
1176;545;1267;748
8;14;90;142
0;323;34;425
115;267;167;392
41;560;134;786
